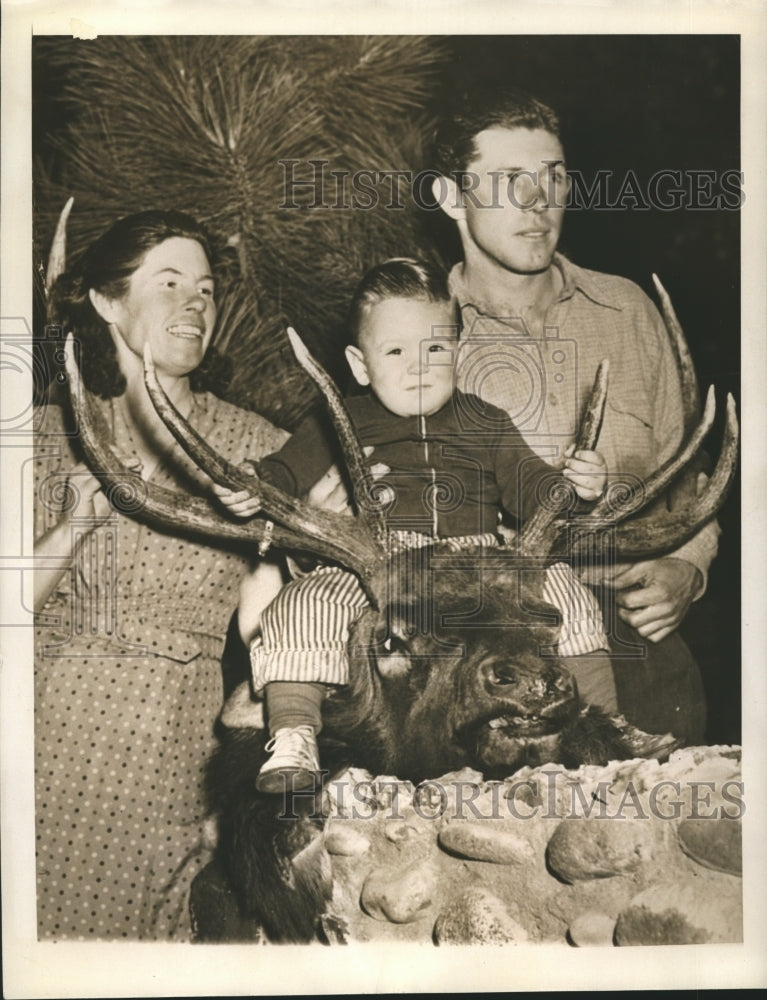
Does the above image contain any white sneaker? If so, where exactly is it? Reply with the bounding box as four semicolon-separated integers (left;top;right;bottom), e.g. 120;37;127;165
256;725;320;794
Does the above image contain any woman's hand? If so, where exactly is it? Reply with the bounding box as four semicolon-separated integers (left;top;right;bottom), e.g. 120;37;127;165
62;462;114;524
562;445;607;502
33;456;141;612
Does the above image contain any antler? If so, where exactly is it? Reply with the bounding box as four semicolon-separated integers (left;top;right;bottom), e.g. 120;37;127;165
45;197;74;294
521;282;738;561
652;273;700;431
564;393;737;559
141;341;390;596
141;294;735;575
63;336;388;593
285;327;389;553
518;358;609;556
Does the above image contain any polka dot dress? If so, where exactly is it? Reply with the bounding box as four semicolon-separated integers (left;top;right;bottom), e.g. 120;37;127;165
34;394;287;941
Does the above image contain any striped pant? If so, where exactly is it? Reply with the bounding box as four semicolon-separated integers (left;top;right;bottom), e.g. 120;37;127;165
250;554;610;694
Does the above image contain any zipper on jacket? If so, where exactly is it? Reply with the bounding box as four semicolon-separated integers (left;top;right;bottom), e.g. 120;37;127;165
420;414;438;537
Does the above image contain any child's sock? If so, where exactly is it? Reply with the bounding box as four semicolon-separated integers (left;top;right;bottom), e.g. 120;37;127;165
265;680;326;735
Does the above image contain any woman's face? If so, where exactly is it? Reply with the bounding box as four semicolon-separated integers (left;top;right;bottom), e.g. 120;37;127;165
101;237;217;378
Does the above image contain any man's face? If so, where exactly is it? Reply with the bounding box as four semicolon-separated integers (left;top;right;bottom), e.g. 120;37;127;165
345;297;458;418
453;126;569;275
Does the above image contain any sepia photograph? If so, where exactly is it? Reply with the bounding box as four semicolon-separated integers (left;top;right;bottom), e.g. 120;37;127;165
2;2;765;996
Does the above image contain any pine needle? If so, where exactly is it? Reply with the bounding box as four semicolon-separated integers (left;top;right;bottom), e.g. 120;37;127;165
34;36;448;428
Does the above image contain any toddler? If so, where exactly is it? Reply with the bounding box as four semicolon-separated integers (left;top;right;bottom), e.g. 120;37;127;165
218;259;612;792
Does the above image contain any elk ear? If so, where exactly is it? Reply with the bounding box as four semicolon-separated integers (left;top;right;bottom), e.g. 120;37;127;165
374;610;415;679
517;591;562;649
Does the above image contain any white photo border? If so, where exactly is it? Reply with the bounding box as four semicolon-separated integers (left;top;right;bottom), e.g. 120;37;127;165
2;2;765;996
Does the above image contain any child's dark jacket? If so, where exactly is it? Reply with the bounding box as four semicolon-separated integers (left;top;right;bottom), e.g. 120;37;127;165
257;390;556;538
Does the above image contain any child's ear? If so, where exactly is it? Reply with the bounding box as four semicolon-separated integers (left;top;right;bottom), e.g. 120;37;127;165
432;174;465;222
345;345;371;387
88;288;121;324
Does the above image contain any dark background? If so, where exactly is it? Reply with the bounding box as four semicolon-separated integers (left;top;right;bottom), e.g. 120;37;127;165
32;34;741;743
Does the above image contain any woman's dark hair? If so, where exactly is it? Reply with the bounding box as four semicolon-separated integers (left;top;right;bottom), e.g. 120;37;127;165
348;257;459;345
49;209;231;398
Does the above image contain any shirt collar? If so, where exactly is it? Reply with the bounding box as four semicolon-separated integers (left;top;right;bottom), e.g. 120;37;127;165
449;253;623;315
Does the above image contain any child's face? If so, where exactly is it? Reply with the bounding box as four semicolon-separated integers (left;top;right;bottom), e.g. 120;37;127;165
345;297;458;418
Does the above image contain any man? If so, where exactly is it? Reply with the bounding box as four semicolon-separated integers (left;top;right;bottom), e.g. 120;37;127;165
431;88;719;741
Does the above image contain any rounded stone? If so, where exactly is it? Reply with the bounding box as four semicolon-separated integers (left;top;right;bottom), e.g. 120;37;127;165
438;821;535;864
434;886;529;945
568;911;616;947
546;819;655;882
360;859;439;923
677;818;742;875
372;776;414;812
384;821;410;843
324;825;371;857
323;767;374;818
615;881;743;946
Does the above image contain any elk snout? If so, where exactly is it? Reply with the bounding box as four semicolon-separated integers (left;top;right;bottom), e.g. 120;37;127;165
481;656;576;702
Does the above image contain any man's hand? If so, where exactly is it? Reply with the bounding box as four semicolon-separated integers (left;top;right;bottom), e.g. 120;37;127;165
611;557;703;643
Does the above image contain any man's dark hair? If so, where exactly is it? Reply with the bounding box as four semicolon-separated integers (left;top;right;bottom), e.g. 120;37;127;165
348;257;458;345
50;209;230;398
433;86;561;178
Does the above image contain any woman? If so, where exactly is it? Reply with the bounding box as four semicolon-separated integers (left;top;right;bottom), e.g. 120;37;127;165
33;210;287;940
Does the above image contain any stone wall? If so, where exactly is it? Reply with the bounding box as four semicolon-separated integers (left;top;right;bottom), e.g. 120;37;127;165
316;746;742;945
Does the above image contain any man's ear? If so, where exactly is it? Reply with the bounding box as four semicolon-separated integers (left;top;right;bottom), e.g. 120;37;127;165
432;174;465;222
88;288;121;325
344;344;371;387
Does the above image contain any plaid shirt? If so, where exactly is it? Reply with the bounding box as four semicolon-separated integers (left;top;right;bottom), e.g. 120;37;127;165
451;254;720;590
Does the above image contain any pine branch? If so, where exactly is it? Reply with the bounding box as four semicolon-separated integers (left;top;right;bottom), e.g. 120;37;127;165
34;36;449;428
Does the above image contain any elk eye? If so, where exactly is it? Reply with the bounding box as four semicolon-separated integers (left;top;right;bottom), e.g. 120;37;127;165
381;633;408;654
376;638;412;679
